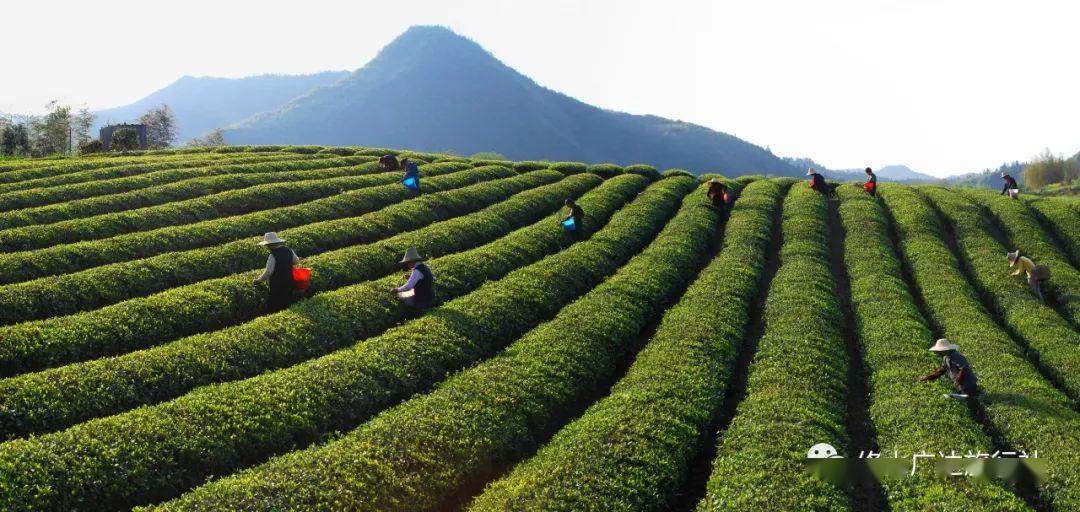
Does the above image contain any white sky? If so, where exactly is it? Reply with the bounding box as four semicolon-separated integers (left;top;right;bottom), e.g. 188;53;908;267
3;0;1077;176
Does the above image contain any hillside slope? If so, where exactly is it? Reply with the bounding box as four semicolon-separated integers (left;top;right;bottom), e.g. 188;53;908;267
93;71;349;143
225;26;796;176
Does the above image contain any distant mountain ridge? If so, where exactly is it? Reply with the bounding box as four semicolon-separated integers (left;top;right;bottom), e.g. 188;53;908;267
223;26;798;176
92;71;349;143
781;157;937;183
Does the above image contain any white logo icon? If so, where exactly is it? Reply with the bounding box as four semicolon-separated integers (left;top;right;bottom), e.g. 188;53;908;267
807;443;841;458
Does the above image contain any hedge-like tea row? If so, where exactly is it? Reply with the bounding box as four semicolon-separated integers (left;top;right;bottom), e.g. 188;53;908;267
0;175;681;511
881;185;1080;510
155;178;715;512
836;185;1028;510
697;185;851;511
0;162;466;283
959;189;1080;324
0;164;467;280
0;162;395;253
0;165;505;326
469;178;784;511
0;159;379;234
0;169;563;378
0;172;604;437
920;187;1080;399
0;152;290;189
0;155;366;212
1025;196;1080;264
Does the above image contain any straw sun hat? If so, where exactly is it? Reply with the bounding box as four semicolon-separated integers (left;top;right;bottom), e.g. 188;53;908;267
929;338;959;352
399;247;424;264
1007;250;1020;265
709;177;720;183
806;168;816;176
257;232;286;246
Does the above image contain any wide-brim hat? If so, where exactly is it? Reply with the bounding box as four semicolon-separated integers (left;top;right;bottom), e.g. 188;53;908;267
1001;172;1008;178
709;177;720;184
806;168;815;176
1007;250;1020;265
929;338;959;352
399;247;424;264
258;232;286;246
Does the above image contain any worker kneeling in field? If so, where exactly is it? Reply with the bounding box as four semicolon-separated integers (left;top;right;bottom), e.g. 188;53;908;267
919;338;979;399
379;154;400;171
253;232;301;312
391;248;435;310
1008;250;1050;302
707;177;729;211
863;167;877;196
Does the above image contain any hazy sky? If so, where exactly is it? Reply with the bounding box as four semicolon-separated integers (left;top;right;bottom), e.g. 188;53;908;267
4;0;1077;176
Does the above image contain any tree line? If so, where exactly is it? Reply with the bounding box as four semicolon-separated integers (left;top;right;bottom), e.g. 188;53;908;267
1;102;226;157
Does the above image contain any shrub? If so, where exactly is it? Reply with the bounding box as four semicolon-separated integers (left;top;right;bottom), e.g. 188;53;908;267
153;178;709;511
77;140;102;155
623;164;659;181
548;161;589;175
471;178;782;511
880;185;1080;510
513;160;551;172
585;163;623;177
0;175;673;511
662;168;694;178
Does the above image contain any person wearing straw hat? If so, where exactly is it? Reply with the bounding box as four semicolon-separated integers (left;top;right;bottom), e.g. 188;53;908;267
919;338;979;398
1008;250;1049;302
807;168;830;196
1000;171;1020;199
391;247;435;310
253;232;300;312
706;177;729;211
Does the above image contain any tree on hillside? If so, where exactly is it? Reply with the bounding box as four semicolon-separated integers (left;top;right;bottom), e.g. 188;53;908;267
29;101;73;156
1022;149;1079;188
187;128;225;147
1;123;31;156
140;104;177;149
72;108;96;146
109;126;140;152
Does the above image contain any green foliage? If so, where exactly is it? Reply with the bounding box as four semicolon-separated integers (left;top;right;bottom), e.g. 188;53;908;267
109;126;140;152
0;164;488;326
662;168;694;178
0;124;31;156
468;151;506;160
0;170;588;439
187;128;226;148
471;178;780;511
920;187;1080;399
959;188;1080;324
512;160;550;172
547;161;589;175
0;154;346;213
585;163;623;177
0;174;661;511
697;185;850;511
836;185;1027;510
314;147;354;157
76;139;102;155
1025;196;1080;264
1021;149;1078;189
881;185;1080;510
151;177;703;511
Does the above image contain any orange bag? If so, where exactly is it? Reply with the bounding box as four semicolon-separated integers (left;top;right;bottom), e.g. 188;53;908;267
292;267;312;291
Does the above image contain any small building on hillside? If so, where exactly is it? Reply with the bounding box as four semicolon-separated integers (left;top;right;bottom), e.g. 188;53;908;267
100;123;148;151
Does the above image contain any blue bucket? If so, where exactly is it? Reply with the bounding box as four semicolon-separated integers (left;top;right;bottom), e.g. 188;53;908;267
402;176;419;190
561;218;577;232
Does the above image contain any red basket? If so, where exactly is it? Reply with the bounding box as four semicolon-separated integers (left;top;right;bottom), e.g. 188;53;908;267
292;267;312;291
863;182;876;193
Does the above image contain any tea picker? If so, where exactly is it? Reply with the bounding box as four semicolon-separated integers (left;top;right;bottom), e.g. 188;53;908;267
560;198;585;234
706;177;729;212
862;167;877;197
1008;250;1050;302
918;338;979;399
401;157;421;194
391;248;435;310
379;154;400;171
1001;171;1020;199
253;232;306;312
806;168;834;197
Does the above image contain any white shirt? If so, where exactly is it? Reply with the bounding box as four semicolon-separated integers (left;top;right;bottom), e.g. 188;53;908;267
254;248;299;282
395;268;423;292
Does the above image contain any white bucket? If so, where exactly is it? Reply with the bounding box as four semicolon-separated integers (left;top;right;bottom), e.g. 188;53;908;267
1008;189;1019;199
397;289;416;299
